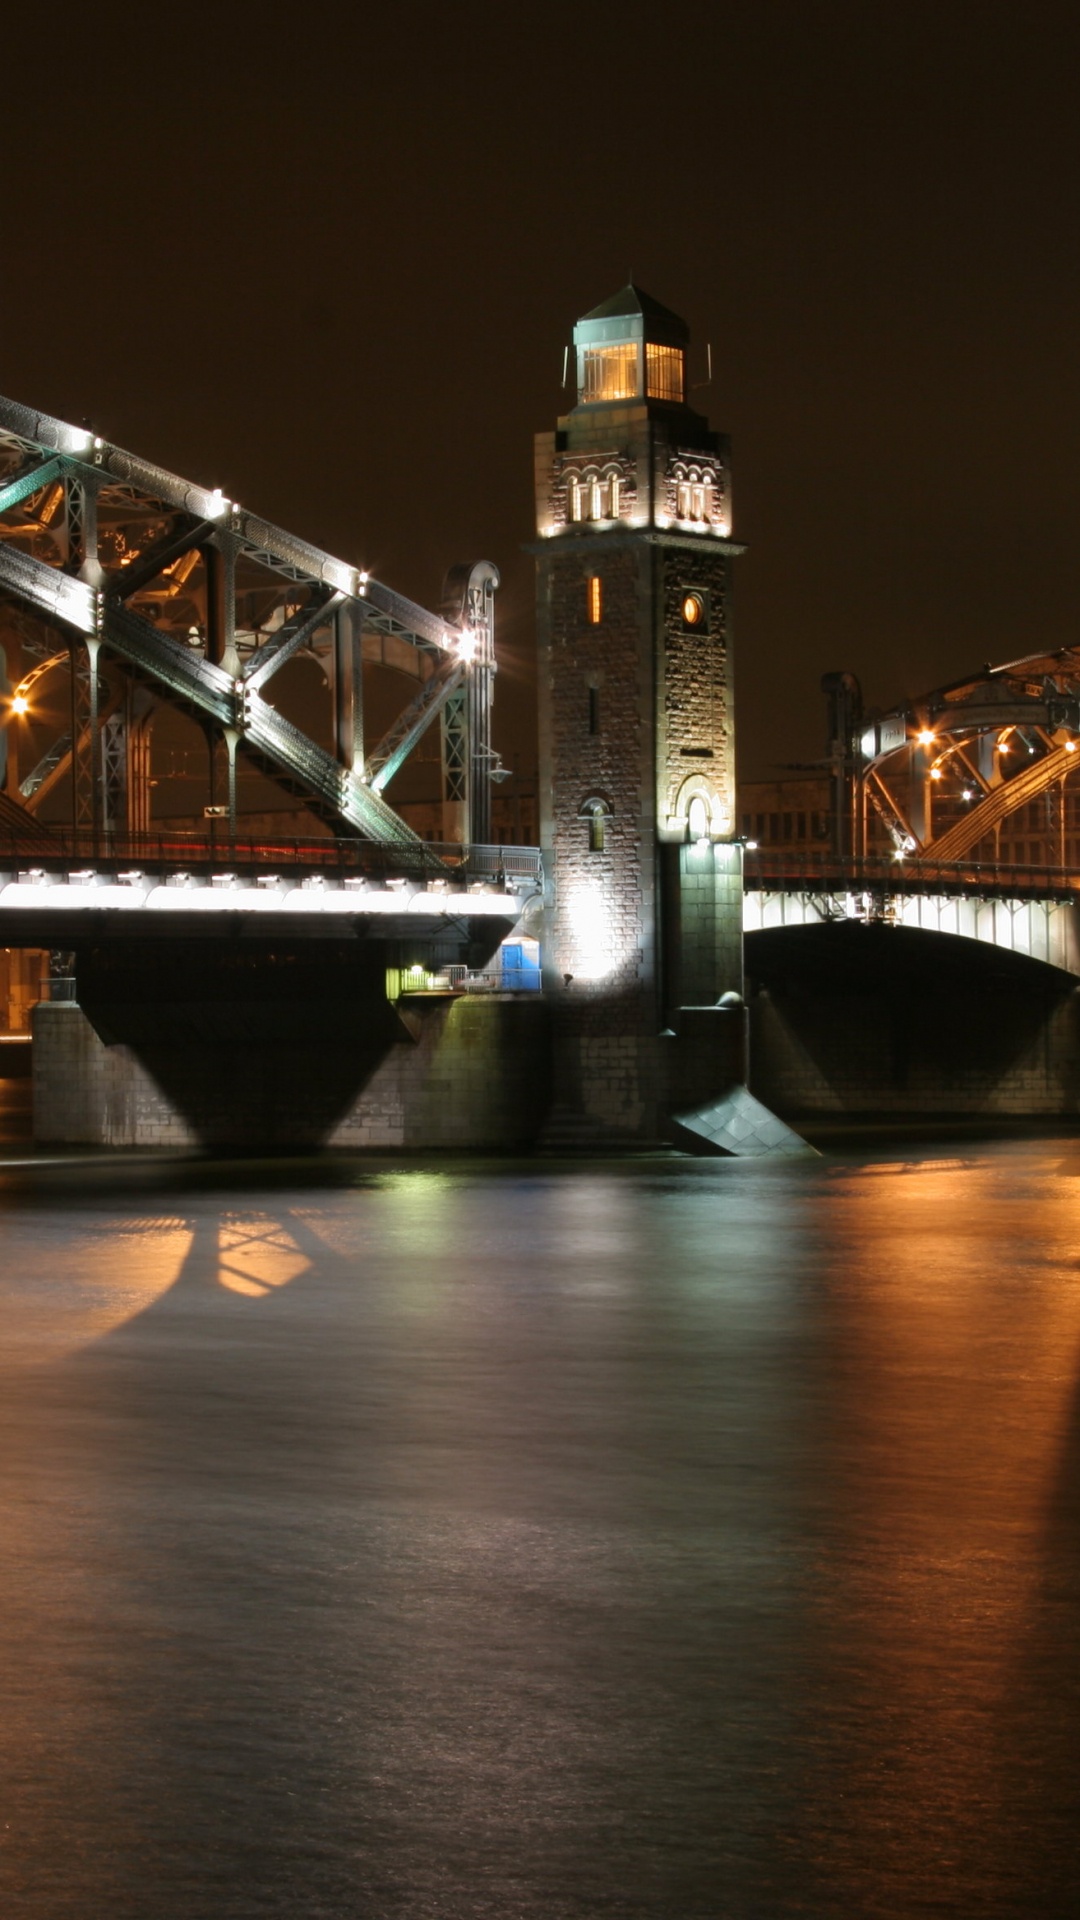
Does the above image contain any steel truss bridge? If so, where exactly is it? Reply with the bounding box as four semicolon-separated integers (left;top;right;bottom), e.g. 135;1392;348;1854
0;394;532;898
744;850;1080;977
827;649;1080;867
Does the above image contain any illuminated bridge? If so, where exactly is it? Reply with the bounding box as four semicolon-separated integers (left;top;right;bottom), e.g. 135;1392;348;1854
743;850;1080;977
0;394;541;965
0;395;545;1148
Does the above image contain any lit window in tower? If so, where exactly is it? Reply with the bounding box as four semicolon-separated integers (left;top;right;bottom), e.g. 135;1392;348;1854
582;344;639;402
676;481;691;518
589;476;603;519
690;484;706;519
609;475;620;518
569;478;583;522
587;576;602;624
646;344;685;402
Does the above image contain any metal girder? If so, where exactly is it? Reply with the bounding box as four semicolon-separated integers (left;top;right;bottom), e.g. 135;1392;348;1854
0;540;430;854
0;394;510;864
0;453;64;517
0;394;457;657
366;658;465;793
928;744;1075;861
0;541;96;632
111;514;211;601
22;683;125;814
243;588;344;692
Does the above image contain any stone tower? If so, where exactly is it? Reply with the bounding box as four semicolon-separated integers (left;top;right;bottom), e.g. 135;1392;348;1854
533;284;761;1148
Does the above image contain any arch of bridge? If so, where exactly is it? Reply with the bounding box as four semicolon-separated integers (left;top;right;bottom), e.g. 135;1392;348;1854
744;887;1080;978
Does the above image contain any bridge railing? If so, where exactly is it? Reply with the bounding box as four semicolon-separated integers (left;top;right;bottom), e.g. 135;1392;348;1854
743;849;1080;900
0;829;542;885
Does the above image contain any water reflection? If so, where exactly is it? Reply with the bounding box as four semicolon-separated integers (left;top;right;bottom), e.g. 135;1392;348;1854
215;1214;310;1297
0;1145;1078;1913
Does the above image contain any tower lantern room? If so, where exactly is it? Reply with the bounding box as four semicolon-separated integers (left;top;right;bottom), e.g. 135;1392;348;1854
574;286;689;407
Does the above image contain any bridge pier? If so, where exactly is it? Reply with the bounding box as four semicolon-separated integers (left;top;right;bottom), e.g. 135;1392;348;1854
33;984;552;1153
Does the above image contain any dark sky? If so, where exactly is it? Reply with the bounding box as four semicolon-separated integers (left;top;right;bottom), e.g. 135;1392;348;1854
5;0;1080;780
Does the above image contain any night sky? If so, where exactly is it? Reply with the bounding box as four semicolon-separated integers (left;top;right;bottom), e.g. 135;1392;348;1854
5;1;1080;781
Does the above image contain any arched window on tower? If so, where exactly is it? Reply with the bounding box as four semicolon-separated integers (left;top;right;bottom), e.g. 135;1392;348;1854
579;793;613;854
609;474;620;518
569;477;583;523
589;475;603;520
687;795;710;840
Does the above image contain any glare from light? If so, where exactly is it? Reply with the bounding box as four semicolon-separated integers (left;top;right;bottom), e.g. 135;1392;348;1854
10;694;29;716
457;631;477;662
1066;740;1077;754
962;788;974;801
206;488;229;520
930;766;943;780
745;839;759;851
916;728;935;747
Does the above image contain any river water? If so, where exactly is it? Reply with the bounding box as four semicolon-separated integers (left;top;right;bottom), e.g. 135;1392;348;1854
0;1098;1078;1916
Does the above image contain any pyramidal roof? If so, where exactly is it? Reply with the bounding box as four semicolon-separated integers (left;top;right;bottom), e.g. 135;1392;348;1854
578;284;689;343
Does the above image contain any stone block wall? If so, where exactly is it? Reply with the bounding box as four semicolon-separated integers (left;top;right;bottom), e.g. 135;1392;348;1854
749;982;1080;1116
33;996;550;1152
656;546;735;836
34;1003;196;1147
538;539;656;1024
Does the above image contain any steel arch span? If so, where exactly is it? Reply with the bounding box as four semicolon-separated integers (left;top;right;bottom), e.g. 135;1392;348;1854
0;395;510;865
824;649;1080;864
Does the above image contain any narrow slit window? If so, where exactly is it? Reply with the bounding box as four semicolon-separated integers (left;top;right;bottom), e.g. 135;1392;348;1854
589;476;603;520
589;812;605;853
609;475;620;518
569;478;582;522
588;686;600;734
676;481;691;519
587;576;602;624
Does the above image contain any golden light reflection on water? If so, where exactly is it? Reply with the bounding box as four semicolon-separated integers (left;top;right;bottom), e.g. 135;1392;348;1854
0;1208;321;1363
216;1215;310;1297
807;1148;1080;1896
0;1216;193;1364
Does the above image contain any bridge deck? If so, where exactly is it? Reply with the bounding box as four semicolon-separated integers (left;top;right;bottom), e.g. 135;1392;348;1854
744;850;1080;902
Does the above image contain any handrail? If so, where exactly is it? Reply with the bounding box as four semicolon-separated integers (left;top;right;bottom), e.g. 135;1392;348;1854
744;849;1080;900
0;830;542;882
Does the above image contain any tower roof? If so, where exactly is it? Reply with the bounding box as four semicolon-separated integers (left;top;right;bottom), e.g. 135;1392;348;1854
578;284;689;345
